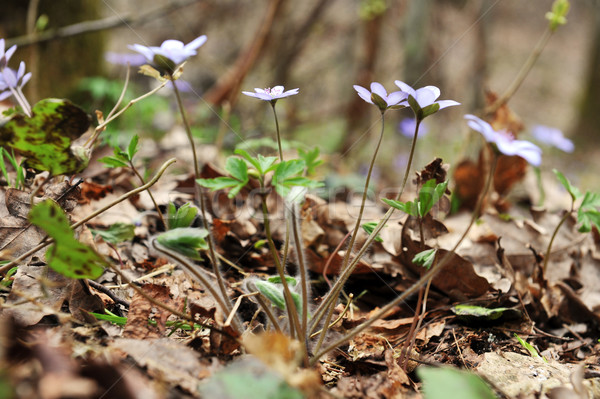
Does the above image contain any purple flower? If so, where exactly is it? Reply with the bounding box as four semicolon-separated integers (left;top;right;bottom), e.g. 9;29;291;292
353;82;407;112
242;86;299;103
465;114;542;167
531;124;574;153
0;39;17;70
128;35;207;75
398;118;428;138
394;80;460;120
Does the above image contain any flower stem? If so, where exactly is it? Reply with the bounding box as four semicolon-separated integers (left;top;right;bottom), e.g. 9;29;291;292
311;112;385;341
172;79;234;321
485;27;553;115
271;102;284;161
129;161;166;228
259;185;302;342
310;153;499;364
398;118;422;200
542;200;574;279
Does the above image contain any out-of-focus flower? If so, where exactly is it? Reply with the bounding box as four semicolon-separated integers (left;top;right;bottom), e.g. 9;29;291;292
398;117;428;138
105;52;147;66
128;35;207;75
2;61;31;90
531;124;574;153
242;86;299;104
465;114;542;166
0;39;17;70
395;80;459;120
353;82;407;112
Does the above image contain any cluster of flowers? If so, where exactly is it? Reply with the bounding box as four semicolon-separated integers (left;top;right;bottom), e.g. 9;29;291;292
0;39;32;116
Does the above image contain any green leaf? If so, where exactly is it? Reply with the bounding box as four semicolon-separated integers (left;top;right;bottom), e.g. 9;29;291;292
514;333;544;361
361;222;383;243
297;147;323;175
89;223;135;244
418;179;448;217
578;191;600;233
156;227;208;260
234;149;277;176
417;366;496;399
255;280;286;311
420;102;440;119
266;275;298;286
225;156;249;183
167;202;198;229
98;155;129;168
412;248;436;269
273;159;306;184
0;99;91;175
196;176;240;190
381;198;419;217
90;312;128;325
452;304;521;322
200;358;304;399
127;134;139;160
29;200;106;279
553;169;580;201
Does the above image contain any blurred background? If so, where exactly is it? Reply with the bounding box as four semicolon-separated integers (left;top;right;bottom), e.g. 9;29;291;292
2;0;599;194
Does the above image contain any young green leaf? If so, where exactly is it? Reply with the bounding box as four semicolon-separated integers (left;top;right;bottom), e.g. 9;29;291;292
361;222;383;243
255;280;286;311
234;149;277;176
418;179;448;217
29;200;107;279
272;159;323;197
452;304;521;322
297;147;323;175
127;134;140;160
267;275;298;286
0;99;91;175
156;228;209;260
89;223;135;245
514;333;545;361
412;248;436;269
167;202;198;229
578;191;600;233
196;176;247;198
98;155;129;168
553;169;581;201
381;198;419;217
225;156;249;183
417;366;496;399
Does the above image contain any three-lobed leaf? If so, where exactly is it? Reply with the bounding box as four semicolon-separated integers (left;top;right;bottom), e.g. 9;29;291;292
89;223;135;245
361;222;383;243
553;169;581;201
297;147;323;175
412;248;436;269
29;200;107;279
156;227;208;260
167;202;198;229
578;192;600;233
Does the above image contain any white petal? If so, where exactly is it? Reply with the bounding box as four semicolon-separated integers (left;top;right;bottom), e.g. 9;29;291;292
353;85;373;104
394;80;416;97
370;82;387;100
436;100;460;110
185;35;207;51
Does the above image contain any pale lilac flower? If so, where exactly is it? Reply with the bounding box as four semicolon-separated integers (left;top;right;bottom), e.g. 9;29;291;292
531;124;574;153
395;80;460;120
128;35;207;74
105;51;147;66
0;39;17;70
2;61;31;90
353;82;407;112
242;86;299;103
465;114;542;166
398;117;428;138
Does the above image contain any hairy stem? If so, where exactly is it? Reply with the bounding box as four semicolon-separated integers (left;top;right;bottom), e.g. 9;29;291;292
542;201;574;279
129;161;166;228
312;111;386;340
259;188;302;341
310;153;498;364
271;102;284;161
